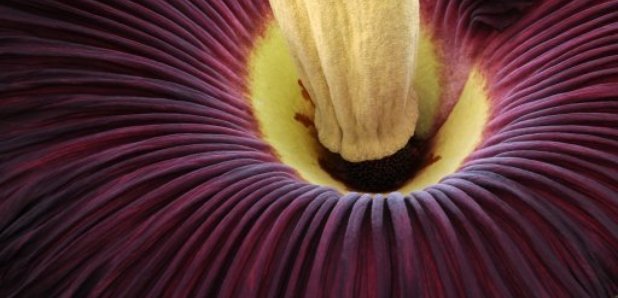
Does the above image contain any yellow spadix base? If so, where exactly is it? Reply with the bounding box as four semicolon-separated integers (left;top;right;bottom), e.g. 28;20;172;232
248;21;488;194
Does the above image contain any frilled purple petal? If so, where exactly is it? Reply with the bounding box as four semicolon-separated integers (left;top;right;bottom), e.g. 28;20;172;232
467;0;535;30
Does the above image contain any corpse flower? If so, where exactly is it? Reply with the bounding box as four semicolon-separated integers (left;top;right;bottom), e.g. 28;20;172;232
1;0;617;297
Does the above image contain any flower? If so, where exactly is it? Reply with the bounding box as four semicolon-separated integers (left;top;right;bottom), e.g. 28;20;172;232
0;0;616;297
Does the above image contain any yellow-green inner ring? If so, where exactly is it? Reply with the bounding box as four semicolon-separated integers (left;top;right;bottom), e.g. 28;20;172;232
248;21;488;194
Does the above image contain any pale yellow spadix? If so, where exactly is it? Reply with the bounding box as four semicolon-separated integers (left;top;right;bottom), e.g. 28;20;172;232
269;0;420;162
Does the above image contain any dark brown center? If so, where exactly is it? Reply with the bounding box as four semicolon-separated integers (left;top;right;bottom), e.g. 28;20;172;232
319;137;427;192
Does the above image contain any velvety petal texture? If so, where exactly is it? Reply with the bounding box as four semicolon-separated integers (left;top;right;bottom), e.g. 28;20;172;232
1;0;617;297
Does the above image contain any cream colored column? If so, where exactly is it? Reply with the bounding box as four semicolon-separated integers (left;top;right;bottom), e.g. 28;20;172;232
269;0;420;162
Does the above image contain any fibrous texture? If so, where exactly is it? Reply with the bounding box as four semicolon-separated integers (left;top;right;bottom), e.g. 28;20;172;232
1;0;617;297
269;0;420;162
